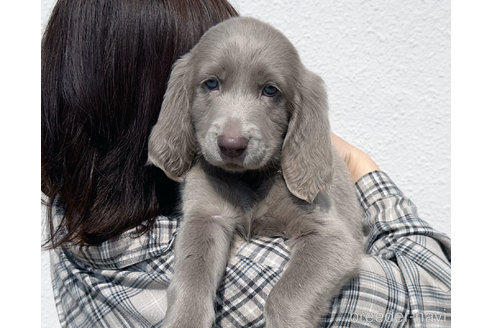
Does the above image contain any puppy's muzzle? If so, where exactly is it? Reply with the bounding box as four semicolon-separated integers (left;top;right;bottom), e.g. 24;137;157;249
217;134;249;158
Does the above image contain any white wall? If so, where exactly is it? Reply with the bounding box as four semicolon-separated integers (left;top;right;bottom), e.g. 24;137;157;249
41;1;450;327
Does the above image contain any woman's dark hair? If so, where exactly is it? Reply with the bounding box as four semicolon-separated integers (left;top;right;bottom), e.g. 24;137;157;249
42;0;238;247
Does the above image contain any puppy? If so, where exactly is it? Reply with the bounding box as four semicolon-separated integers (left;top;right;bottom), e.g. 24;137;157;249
148;17;365;328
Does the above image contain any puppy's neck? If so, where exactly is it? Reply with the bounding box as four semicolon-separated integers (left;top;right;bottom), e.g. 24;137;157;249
198;157;280;190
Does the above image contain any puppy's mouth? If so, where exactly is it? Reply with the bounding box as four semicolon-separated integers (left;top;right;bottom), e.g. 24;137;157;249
200;134;270;172
216;153;248;172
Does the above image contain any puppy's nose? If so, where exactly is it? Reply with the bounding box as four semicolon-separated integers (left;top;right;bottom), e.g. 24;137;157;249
217;135;249;158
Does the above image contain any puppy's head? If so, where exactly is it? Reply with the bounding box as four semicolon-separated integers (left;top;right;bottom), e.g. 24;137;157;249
148;17;333;203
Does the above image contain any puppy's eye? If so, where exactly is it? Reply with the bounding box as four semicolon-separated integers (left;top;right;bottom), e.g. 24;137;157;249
262;85;279;97
204;78;219;90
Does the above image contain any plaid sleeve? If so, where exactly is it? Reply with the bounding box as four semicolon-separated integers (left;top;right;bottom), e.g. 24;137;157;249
355;171;450;267
346;170;451;327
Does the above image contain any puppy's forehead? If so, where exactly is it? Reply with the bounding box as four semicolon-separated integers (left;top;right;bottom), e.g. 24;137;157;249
192;17;301;78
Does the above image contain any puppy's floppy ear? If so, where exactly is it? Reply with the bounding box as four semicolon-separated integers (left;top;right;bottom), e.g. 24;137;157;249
281;68;333;203
148;53;195;182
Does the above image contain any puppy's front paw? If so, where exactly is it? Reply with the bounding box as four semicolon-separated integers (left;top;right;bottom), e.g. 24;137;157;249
264;288;315;328
162;299;215;328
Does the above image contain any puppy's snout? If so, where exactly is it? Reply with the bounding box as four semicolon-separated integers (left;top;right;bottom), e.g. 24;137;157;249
217;120;249;159
217;135;249;158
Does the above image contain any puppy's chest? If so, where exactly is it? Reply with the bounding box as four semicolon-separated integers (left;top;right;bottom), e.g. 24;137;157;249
230;175;318;240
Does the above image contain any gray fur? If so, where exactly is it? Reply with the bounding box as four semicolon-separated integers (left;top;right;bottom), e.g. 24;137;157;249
148;17;365;328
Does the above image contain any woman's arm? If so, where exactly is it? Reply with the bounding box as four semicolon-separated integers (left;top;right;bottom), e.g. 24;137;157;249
331;133;451;327
331;132;450;261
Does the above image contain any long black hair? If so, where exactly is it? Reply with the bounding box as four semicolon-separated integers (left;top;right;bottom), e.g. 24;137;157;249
42;0;238;247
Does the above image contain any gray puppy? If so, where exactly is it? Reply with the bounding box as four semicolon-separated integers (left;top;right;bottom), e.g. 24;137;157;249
148;17;365;328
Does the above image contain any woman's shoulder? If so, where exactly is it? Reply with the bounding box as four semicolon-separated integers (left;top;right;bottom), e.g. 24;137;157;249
52;214;179;270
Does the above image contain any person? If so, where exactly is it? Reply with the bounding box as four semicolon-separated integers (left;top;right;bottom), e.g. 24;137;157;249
42;0;451;327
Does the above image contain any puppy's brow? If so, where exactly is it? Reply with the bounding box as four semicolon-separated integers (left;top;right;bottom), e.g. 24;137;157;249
250;62;286;84
199;65;226;81
255;73;285;91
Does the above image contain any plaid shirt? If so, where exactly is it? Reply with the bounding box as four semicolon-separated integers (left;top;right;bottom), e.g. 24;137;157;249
50;171;451;327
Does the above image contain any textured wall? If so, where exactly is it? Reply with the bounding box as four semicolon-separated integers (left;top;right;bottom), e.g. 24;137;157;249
41;1;450;327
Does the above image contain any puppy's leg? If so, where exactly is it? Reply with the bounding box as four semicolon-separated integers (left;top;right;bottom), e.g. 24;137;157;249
264;217;362;328
163;213;235;328
163;169;240;328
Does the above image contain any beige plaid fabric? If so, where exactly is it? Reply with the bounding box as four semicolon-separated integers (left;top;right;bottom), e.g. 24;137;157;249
50;171;451;327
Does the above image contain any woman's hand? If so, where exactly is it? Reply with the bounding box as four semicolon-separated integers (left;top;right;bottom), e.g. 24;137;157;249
331;133;380;183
